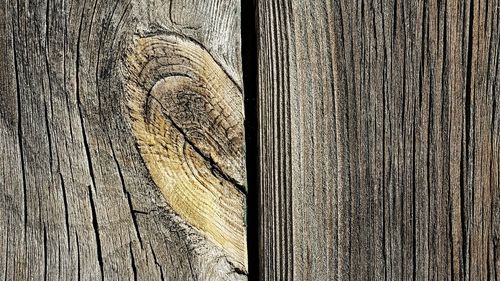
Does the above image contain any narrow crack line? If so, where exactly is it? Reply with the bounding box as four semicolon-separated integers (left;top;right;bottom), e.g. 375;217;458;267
146;94;247;195
174;230;197;281
150;245;165;281
165;112;247;195
109;138;144;248
75;232;81;281
57;240;62;278
59;172;71;250
129;242;138;281
11;14;28;237
87;185;104;280
43;101;54;173
132;209;150;215
76;0;98;192
225;256;248;276
43;225;48;281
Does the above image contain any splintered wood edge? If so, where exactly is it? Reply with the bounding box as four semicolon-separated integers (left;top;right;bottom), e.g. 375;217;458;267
124;33;247;271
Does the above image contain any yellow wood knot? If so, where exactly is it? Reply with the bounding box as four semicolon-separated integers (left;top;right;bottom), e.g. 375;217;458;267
124;34;247;271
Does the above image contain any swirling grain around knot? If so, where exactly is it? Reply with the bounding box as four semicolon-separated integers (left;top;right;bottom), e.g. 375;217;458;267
124;34;247;271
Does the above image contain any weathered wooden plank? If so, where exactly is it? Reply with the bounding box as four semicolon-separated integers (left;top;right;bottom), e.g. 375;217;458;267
0;0;246;280
257;0;499;279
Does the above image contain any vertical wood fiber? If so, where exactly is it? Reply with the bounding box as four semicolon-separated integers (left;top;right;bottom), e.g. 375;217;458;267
258;0;499;279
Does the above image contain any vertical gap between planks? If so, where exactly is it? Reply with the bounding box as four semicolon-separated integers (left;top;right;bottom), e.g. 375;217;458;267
241;0;260;279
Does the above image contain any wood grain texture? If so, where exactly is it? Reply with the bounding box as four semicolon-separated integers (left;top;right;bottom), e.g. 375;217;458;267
257;0;499;280
125;34;247;270
0;0;246;280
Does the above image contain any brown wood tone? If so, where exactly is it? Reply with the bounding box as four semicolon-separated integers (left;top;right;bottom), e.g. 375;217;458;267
0;0;246;280
258;0;499;280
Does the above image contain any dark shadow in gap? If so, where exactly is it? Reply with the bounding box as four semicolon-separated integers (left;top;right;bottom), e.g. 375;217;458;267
241;0;259;280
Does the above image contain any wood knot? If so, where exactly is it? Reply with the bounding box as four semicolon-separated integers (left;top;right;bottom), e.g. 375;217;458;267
124;34;247;271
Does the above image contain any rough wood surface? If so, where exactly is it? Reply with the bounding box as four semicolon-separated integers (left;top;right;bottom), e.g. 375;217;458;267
0;0;246;280
125;34;247;270
258;0;499;280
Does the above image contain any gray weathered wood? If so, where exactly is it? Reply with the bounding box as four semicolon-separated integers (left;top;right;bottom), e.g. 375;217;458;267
257;0;499;279
0;0;246;280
